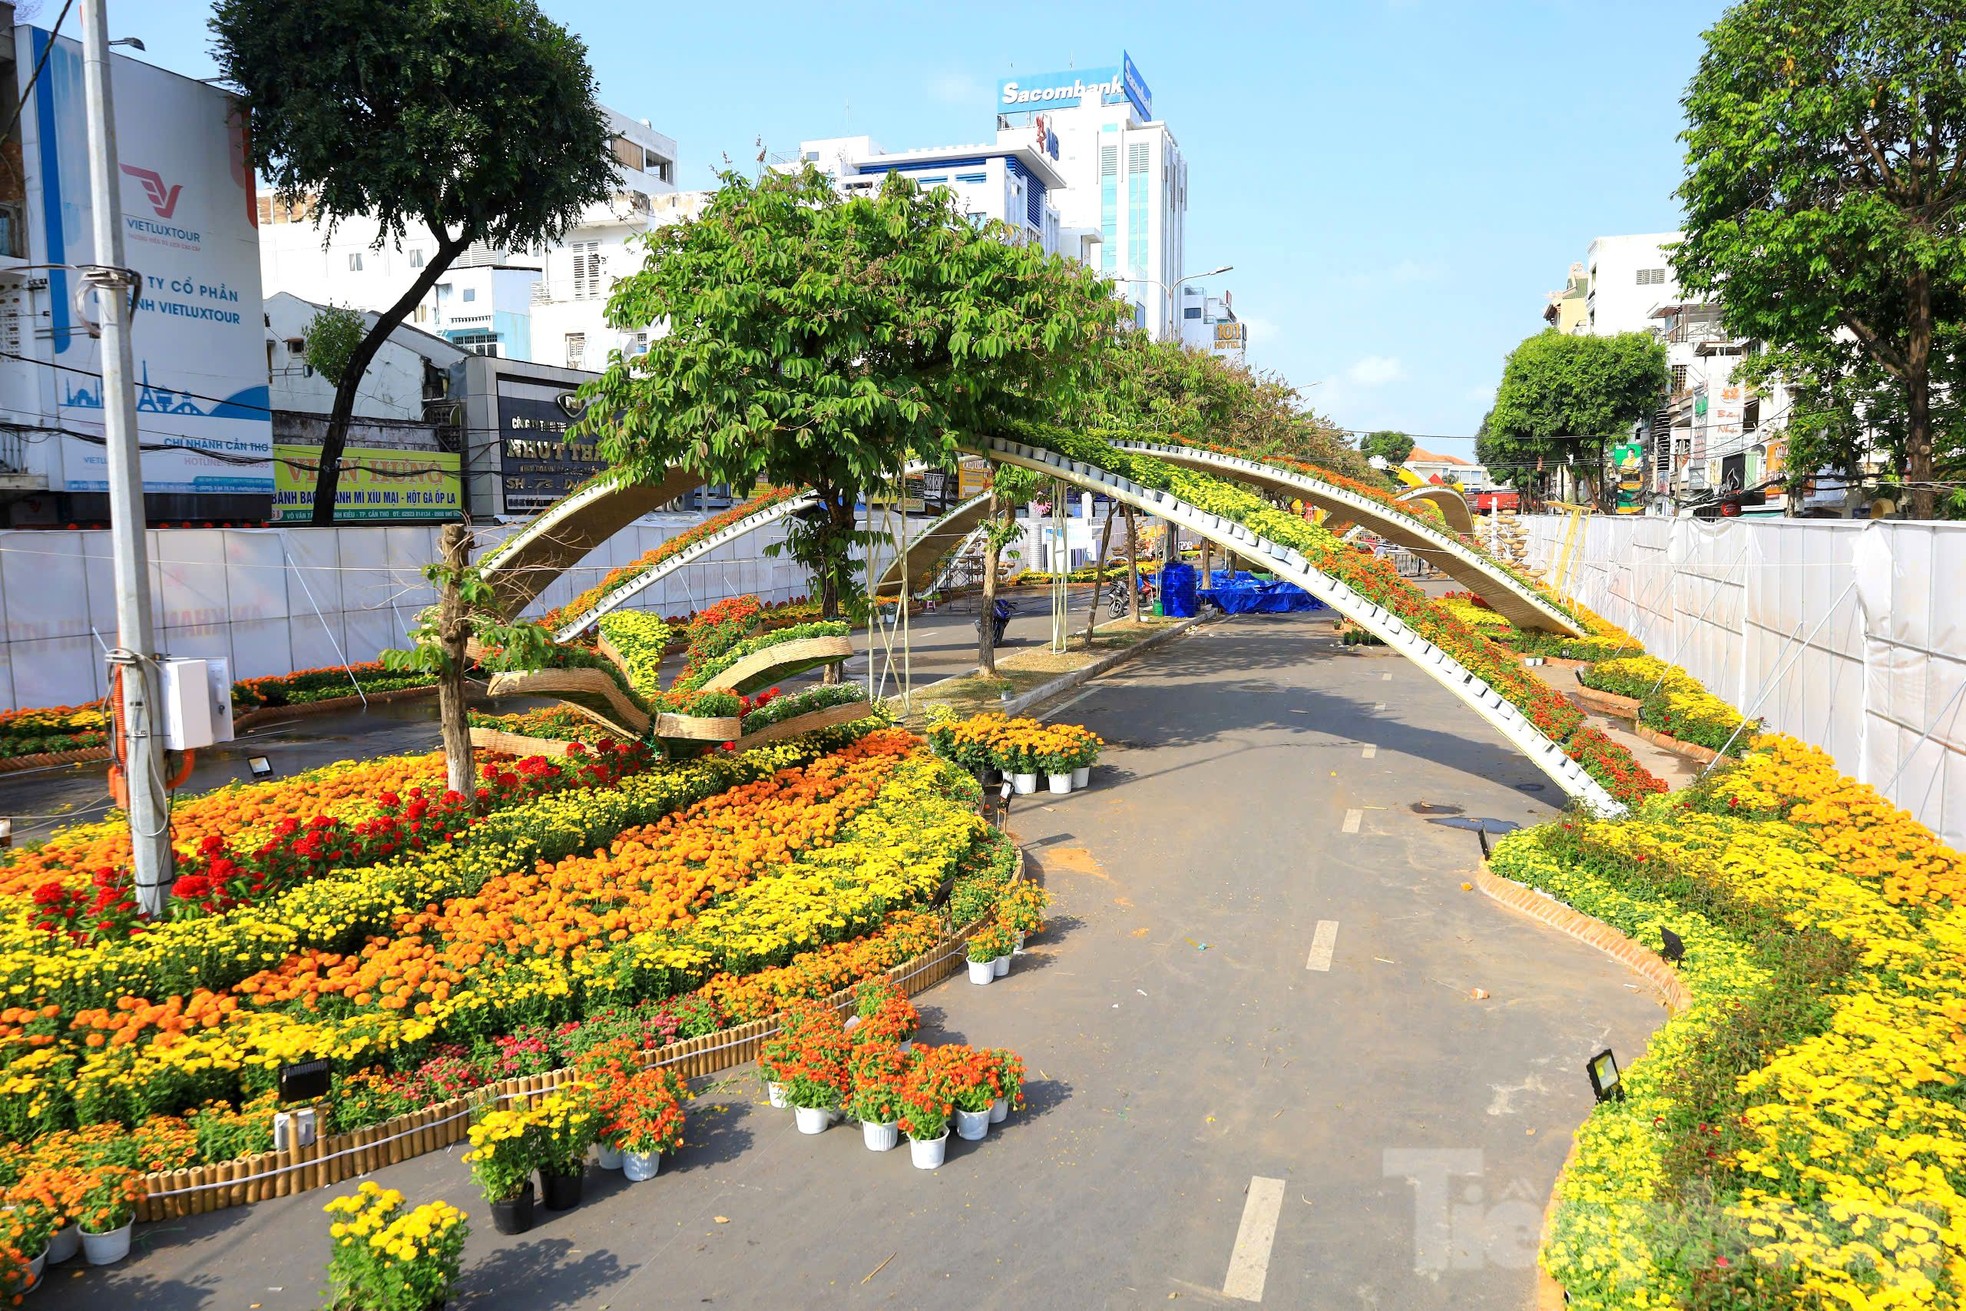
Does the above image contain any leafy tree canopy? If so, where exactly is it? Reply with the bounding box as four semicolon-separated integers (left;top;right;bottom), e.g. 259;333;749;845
1675;0;1966;517
1359;430;1415;466
213;0;617;522
1477;330;1667;479
578;165;1127;617
1077;333;1376;481
302;304;364;384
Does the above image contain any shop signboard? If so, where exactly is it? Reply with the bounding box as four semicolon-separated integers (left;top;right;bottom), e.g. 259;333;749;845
497;379;606;514
272;445;460;522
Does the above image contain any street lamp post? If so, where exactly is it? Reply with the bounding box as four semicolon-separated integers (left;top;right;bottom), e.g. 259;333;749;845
1114;264;1233;338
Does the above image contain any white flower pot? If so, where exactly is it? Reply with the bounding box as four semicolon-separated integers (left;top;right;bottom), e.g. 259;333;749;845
990;1097;1008;1124
45;1228;78;1266
862;1119;899;1152
766;1080;789;1109
595;1143;623;1170
622;1150;661;1182
967;958;996;985
898;1039;913;1055
954;1107;990;1141
794;1105;832;1135
80;1222;131;1267
1012;772;1037;795
909;1131;949;1170
993;953;1011;978
1047;772;1071;794
25;1247;45;1289
1072;766;1090;789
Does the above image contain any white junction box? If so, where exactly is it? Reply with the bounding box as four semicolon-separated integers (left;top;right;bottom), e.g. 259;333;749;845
158;657;228;750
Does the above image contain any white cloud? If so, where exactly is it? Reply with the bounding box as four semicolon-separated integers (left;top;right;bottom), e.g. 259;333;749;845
929;72;986;105
1345;355;1406;387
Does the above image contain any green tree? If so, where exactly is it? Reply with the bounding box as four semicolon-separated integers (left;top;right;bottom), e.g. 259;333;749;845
978;465;1040;674
578;166;1126;625
1359;430;1415;466
1676;0;1966;519
213;0;616;524
1477;330;1668;501
301;304;366;385
382;524;552;807
1078;334;1375;481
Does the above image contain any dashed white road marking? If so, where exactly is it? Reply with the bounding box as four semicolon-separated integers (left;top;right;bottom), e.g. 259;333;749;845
1305;920;1340;971
1381;671;1392;681
1372;702;1386;712
1341;808;1363;834
1361;744;1377;760
1222;1176;1288;1301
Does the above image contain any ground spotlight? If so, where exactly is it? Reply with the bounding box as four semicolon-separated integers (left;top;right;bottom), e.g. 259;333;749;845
248;755;274;780
1587;1049;1623;1103
1660;927;1685;963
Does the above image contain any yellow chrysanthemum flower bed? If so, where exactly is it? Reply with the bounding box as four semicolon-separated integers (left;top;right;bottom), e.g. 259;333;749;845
1493;735;1966;1308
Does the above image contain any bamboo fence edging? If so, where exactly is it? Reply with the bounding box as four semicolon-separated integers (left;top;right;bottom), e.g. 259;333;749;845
1473;860;1691;1311
133;848;1023;1222
467;727;585;759
484;667;651;735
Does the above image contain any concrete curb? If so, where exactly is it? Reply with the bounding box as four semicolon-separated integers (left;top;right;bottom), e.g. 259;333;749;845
999;614;1211;718
1472;860;1691;1311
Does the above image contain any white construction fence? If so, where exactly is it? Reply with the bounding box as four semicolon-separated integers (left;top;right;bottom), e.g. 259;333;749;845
0;518;807;710
1520;513;1966;847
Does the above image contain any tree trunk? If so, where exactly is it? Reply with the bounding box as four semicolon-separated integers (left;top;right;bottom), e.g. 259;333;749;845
819;491;854;684
1906;266;1935;520
436;522;475;809
979;494;999;675
1125;506;1142;624
313;228;471;525
1082;506;1115;649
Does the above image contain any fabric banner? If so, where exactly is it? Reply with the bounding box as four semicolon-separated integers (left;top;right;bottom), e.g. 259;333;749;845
273;446;461;523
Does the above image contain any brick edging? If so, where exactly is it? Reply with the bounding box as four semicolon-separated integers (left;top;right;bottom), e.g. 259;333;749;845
1630;721;1720;765
1473;861;1690;1311
0;744;112;773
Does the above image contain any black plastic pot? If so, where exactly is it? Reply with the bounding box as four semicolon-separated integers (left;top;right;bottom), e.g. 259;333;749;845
541;1166;584;1212
489;1181;535;1235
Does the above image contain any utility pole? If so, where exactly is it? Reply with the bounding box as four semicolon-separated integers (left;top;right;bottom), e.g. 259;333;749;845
81;0;173;916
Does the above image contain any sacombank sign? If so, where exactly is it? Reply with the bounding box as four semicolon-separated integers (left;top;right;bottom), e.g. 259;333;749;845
998;67;1122;110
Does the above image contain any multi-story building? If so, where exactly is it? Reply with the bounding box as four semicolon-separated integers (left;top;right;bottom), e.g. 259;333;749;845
996;54;1195;338
259;109;678;365
1546;232;1788;514
1176;283;1244;360
793;131;1069;256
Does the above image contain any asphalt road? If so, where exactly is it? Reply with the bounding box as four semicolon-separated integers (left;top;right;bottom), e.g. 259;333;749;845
38;610;1665;1311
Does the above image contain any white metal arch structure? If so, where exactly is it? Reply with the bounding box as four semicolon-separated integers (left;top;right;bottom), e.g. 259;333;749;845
985;436;1624;815
549;491;820;641
479;468;704;616
1397;484;1476;536
869;491;994;601
1110;442;1582;636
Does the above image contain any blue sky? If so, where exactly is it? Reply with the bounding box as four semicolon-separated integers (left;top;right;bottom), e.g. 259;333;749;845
123;0;1729;459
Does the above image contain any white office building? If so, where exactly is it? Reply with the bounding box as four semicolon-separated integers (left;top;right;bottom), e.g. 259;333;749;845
258;109;678;366
794;131;1069;256
1176;283;1244;360
996;54;1195;339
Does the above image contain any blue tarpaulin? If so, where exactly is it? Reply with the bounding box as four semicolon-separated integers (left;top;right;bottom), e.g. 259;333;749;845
1199;570;1324;614
1158;563;1199;618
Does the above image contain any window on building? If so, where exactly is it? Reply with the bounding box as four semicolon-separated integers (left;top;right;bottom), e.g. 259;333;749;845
1636;268;1666;285
571;241;603;300
451;331;500;357
461;287;476;303
1671;363;1688;392
413;304;429;324
286;337;305;356
347;253;363;272
1743;398;1760;433
408;249;425;269
1184;306;1202;320
1127;142;1150;276
804;151;819;161
565;332;586;368
1099;144;1118;271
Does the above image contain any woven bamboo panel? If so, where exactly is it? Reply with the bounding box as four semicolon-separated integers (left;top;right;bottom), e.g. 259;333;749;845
484;667;650;734
469;727;582;759
734;699;876;749
696;635;856;694
653;711;743;742
132;850;1022;1219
